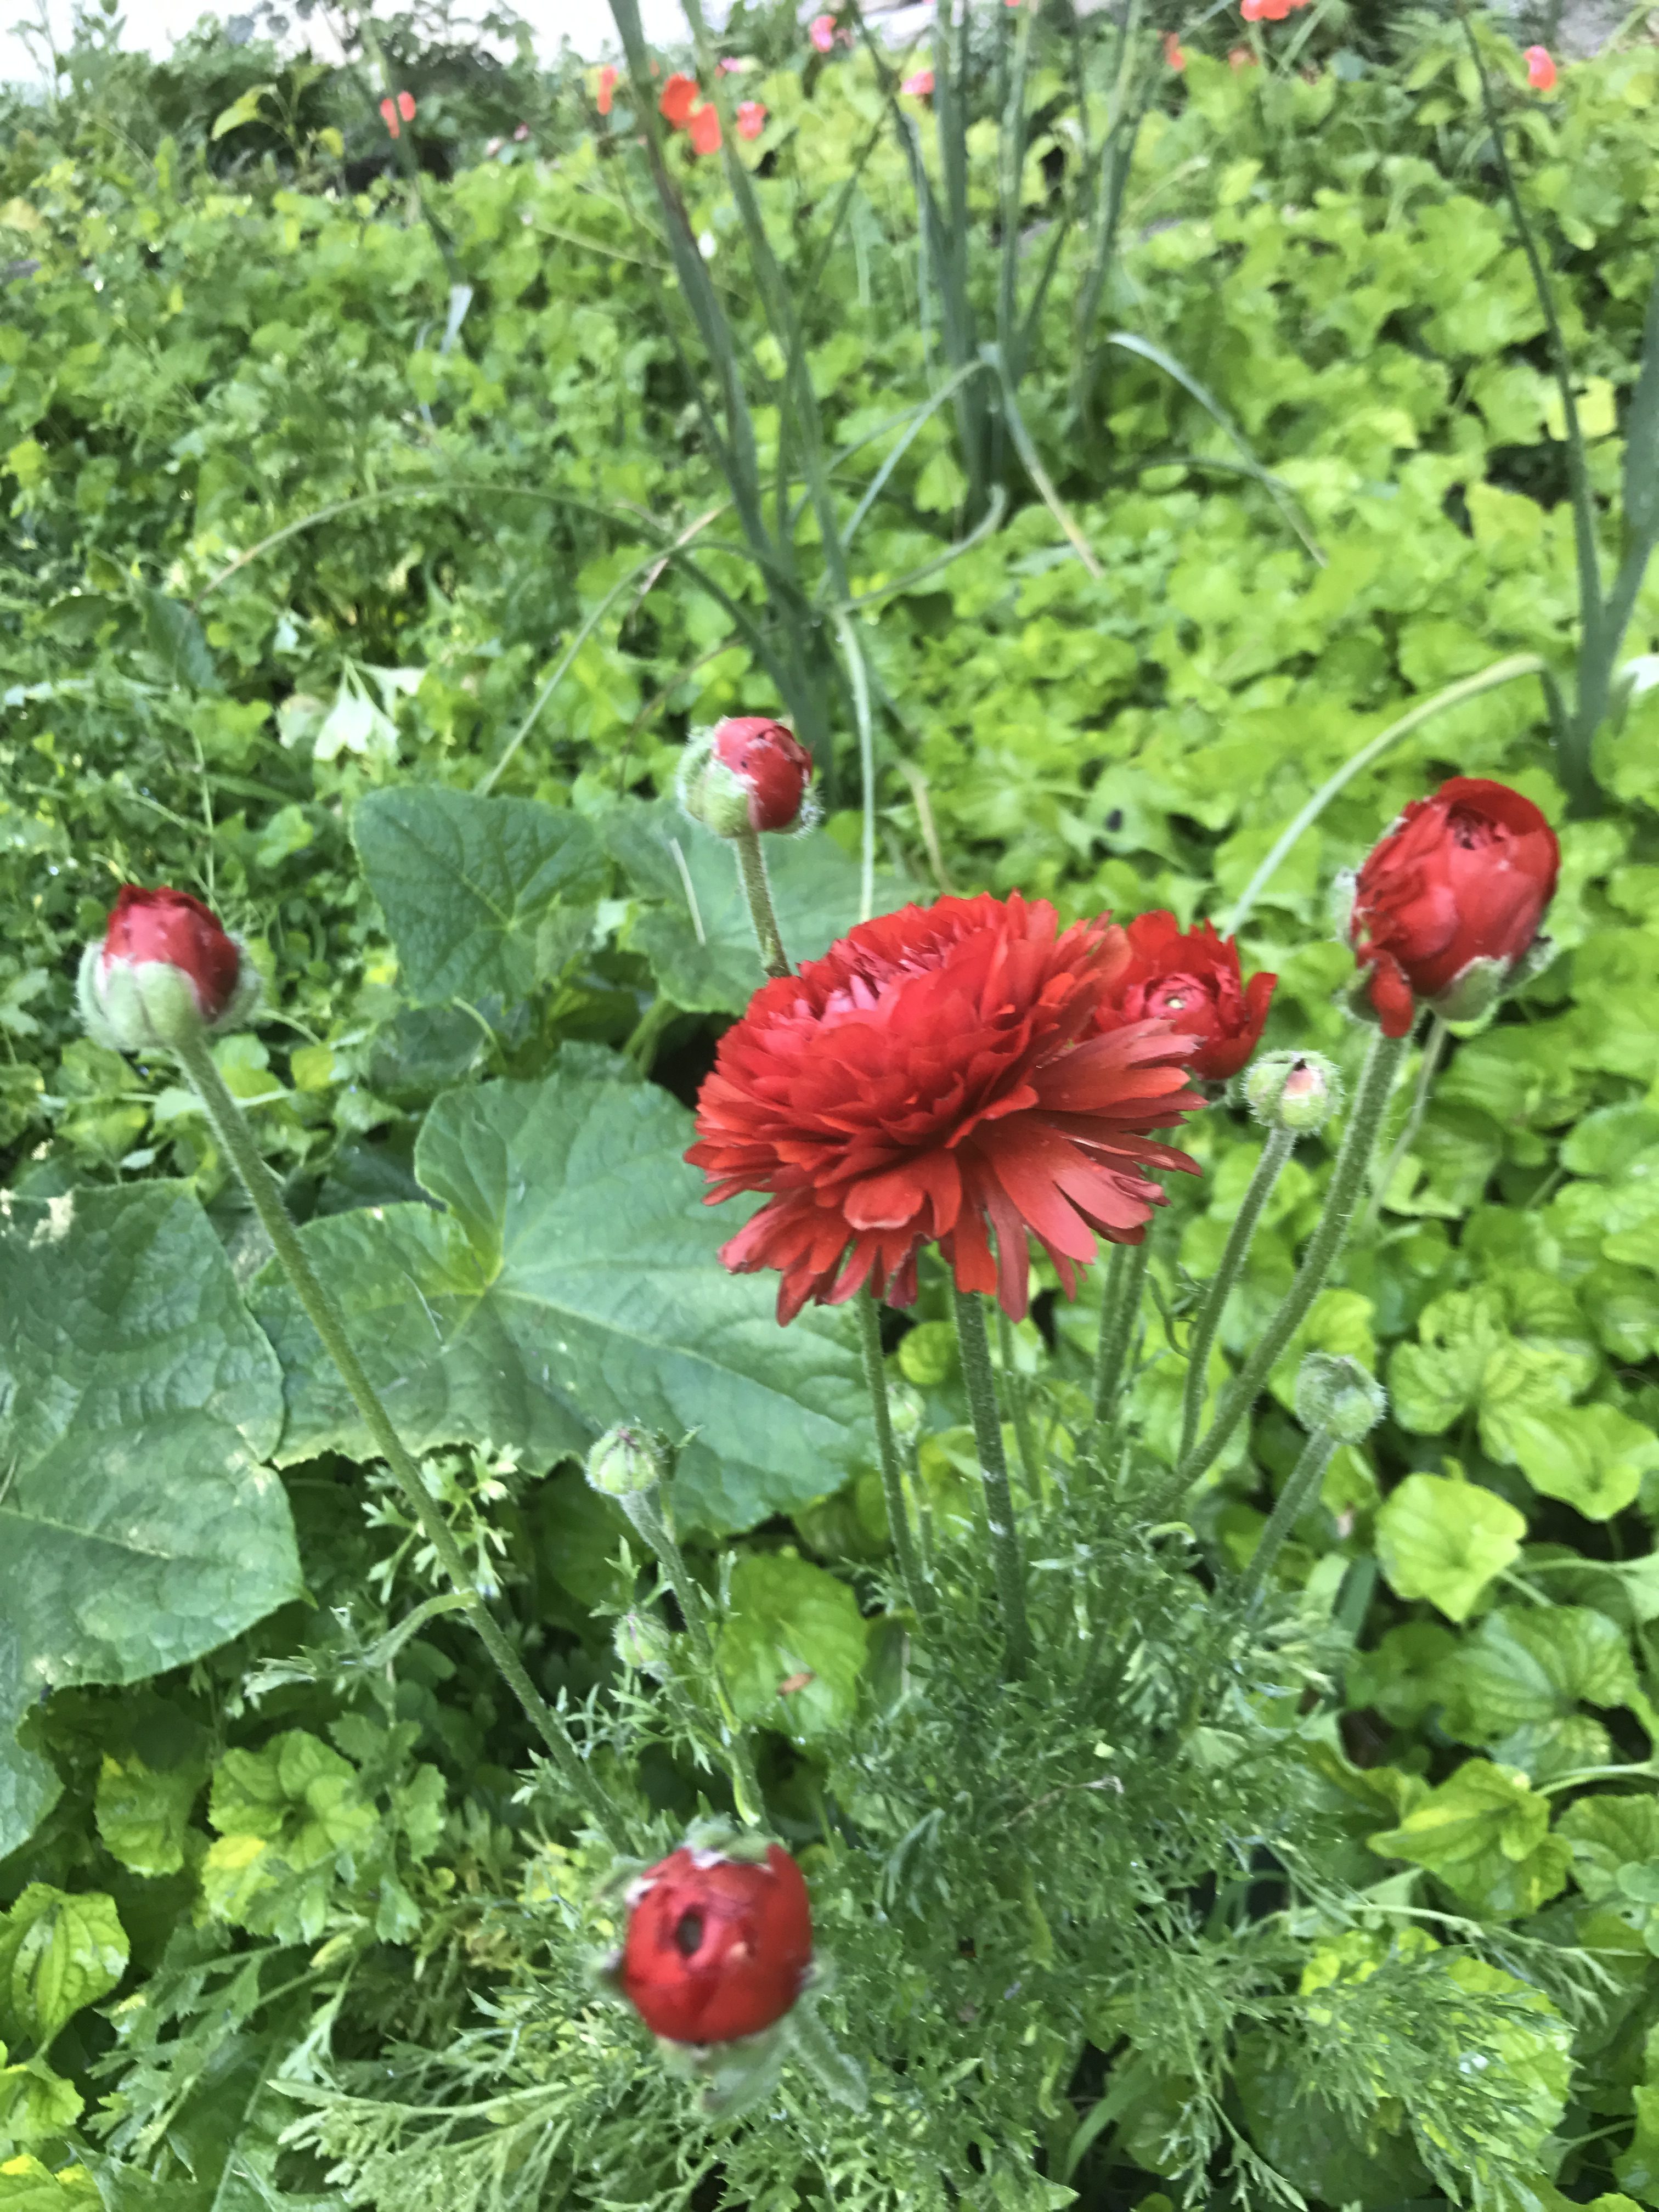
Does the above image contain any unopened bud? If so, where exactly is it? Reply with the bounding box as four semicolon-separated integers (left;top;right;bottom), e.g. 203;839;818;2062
679;718;814;838
614;1609;675;1676
78;884;258;1054
586;1425;667;1498
1294;1353;1386;1444
1244;1051;1341;1133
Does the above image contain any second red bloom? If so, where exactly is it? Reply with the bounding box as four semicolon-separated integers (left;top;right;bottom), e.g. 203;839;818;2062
689;893;1204;1324
1093;912;1276;1084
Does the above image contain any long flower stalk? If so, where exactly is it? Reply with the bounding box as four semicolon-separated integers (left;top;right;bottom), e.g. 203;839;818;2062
953;1286;1032;1677
170;1024;632;1853
1093;1239;1150;1427
1178;1127;1295;1465
1175;1030;1408;1494
856;1286;929;1621
1240;1427;1336;1607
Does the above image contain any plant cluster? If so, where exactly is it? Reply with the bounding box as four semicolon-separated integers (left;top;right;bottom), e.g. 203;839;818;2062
2;2;1658;2208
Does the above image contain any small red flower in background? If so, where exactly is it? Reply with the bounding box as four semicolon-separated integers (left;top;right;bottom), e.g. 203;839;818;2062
901;66;934;94
513;120;529;139
379;90;415;137
736;99;768;139
659;72;698;127
688;100;722;153
1229;43;1258;65
1348;777;1559;1037
1093;914;1275;1084
1524;43;1557;89
597;64;617;114
689;893;1203;1324
620;1844;812;2045
809;12;837;50
100;886;242;1022
1162;31;1187;68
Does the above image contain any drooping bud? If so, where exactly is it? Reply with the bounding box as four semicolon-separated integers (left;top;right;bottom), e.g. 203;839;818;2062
614;1609;675;1677
619;1837;813;2045
78;884;258;1054
1294;1352;1386;1444
679;718;814;838
1244;1051;1341;1135
586;1425;668;1499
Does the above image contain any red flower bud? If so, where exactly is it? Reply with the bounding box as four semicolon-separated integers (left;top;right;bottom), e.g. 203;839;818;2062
620;1843;812;2044
659;72;698;129
1092;911;1276;1082
1348;777;1560;1037
79;885;257;1052
681;718;814;837
687;100;722;155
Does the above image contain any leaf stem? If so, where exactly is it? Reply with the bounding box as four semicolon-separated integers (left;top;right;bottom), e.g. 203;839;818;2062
855;1286;929;1622
1093;1239;1150;1428
952;1286;1031;1677
1179;1127;1296;1466
170;1024;632;1853
731;825;792;979
1176;1030;1409;1495
1240;1425;1336;1607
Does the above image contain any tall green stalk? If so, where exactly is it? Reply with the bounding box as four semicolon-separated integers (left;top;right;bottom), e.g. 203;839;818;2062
952;1286;1032;1677
1178;1128;1295;1465
1093;1240;1150;1427
856;1286;929;1623
1240;1426;1337;1607
171;1024;631;1853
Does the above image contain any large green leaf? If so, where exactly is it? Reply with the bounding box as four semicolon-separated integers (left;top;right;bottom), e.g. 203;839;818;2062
0;1187;302;1858
353;787;605;1007
1374;1472;1526;1623
250;1064;871;1533
715;1551;872;1743
605;798;912;1014
0;1887;128;2051
1368;1759;1571;1918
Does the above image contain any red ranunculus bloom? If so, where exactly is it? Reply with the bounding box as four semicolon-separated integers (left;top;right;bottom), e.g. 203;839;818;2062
687;99;722;154
103;885;241;1020
688;893;1203;1324
713;716;812;831
1525;43;1556;89
1162;30;1187;68
736;99;767;139
620;1843;812;2045
1348;776;1560;1037
1093;912;1275;1084
901;67;934;95
596;64;618;114
659;72;698;128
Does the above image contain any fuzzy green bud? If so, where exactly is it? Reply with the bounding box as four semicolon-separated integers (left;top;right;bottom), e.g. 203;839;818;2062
1294;1353;1386;1444
614;1609;675;1677
586;1425;668;1499
1244;1051;1342;1135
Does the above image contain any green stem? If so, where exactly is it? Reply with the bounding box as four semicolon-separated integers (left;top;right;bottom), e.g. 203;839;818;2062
997;1305;1043;1502
732;825;791;979
785;2000;870;2109
1177;1030;1409;1493
1363;1017;1447;1233
1093;1239;1150;1428
618;1485;764;1825
170;1025;631;1853
1240;1426;1336;1607
952;1287;1031;1678
855;1287;929;1621
1178;1127;1295;1466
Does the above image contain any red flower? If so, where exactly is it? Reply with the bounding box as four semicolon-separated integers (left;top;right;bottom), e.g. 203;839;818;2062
1228;43;1257;65
620;1843;812;2044
809;13;837;50
687;100;722;154
103;885;241;1019
597;64;618;114
715;717;812;831
659;72;698;128
380;88;416;135
736;99;767;139
1524;43;1556;89
1348;777;1560;1037
901;67;934;95
689;893;1203;1324
1162;30;1187;68
1092;913;1276;1084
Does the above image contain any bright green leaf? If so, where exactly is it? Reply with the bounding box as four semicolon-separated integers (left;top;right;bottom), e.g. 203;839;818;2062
1374;1474;1526;1623
0;1887;127;2050
716;1552;870;1742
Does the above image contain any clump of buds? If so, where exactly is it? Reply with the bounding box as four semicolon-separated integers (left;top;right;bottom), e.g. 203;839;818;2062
1294;1352;1386;1444
586;1425;669;1499
1243;1051;1341;1134
78;884;259;1054
679;717;815;838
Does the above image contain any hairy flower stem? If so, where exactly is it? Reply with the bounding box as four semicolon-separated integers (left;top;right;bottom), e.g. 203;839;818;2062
732;825;791;978
171;1024;631;1853
618;1486;764;1825
1178;1127;1295;1465
855;1286;929;1622
1240;1426;1336;1607
1093;1239;1150;1427
997;1306;1042;1499
785;2000;870;2109
952;1287;1032;1677
1175;1030;1409;1496
1362;1016;1447;1234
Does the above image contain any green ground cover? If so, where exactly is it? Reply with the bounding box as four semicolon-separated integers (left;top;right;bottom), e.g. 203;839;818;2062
3;2;1659;2203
